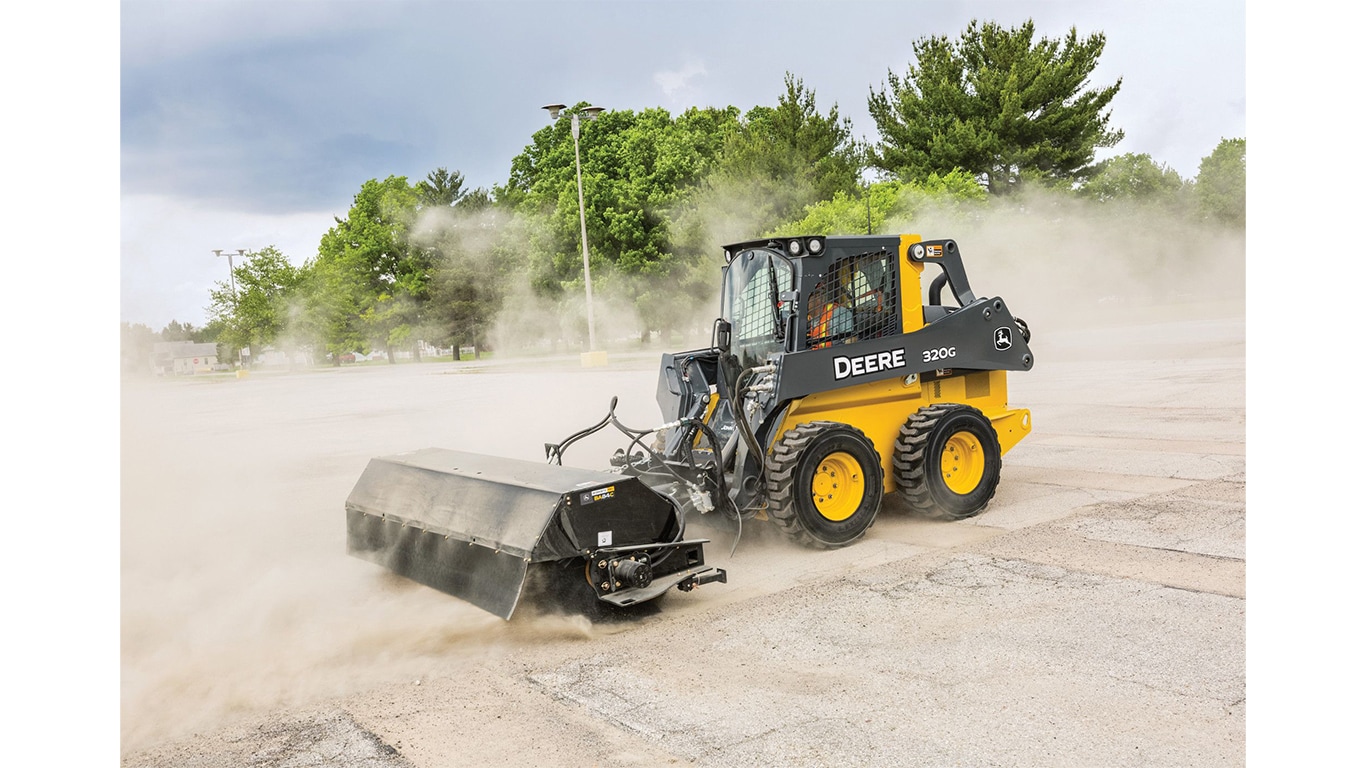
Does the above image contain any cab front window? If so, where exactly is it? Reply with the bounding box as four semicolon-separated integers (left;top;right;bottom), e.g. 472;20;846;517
722;249;793;349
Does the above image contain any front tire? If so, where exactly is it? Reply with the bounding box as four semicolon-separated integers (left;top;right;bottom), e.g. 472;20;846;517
893;404;1002;520
766;422;883;548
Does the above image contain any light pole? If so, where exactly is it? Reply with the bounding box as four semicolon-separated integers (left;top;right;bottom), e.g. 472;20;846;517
212;248;245;301
213;248;246;368
542;103;605;353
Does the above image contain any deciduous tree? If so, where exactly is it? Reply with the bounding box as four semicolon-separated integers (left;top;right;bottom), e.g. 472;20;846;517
312;176;425;361
1194;138;1245;227
501;105;737;341
773;171;987;236
208;246;303;363
1081;153;1187;205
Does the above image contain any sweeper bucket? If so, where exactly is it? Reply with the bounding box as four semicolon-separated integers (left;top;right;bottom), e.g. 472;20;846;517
345;447;723;619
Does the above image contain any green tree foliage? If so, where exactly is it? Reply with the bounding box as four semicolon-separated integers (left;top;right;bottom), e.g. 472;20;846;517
312;176;425;361
663;76;865;339
457;187;494;213
412;171;513;359
181;58;1245;361
425;232;513;359
501;104;739;340
705;74;862;227
208;246;304;361
416;167;469;208
775;171;988;236
296;258;364;363
868;19;1123;194
1081;153;1187;205
416;166;495;214
772;181;902;237
159;319;201;341
1194;138;1245;227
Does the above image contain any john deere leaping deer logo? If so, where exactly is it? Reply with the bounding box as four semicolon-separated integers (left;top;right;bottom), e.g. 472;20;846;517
994;327;1013;350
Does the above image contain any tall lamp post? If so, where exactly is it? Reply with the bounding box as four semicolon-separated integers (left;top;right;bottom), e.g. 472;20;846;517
212;248;245;300
542;103;605;354
213;248;246;368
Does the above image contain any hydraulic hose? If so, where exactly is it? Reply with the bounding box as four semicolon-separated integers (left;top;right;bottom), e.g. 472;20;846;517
550;396;746;558
731;367;768;491
545;397;618;465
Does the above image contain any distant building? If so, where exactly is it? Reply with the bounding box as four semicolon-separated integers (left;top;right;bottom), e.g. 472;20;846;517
256;347;317;367
151;341;219;375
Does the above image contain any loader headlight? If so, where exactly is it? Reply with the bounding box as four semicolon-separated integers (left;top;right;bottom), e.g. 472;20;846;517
807;237;824;254
787;239;803;256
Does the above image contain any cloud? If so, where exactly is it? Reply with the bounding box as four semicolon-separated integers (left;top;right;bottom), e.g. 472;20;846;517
119;0;393;68
654;59;707;101
121;194;340;328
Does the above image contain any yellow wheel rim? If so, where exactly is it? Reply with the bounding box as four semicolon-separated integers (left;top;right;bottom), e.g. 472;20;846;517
941;430;984;495
811;451;865;522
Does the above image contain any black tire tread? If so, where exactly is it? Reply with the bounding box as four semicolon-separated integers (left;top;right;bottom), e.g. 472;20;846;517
892;403;1001;521
766;421;880;549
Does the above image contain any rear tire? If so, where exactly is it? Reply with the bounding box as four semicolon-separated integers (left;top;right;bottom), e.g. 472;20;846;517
766;421;883;548
893;404;1001;520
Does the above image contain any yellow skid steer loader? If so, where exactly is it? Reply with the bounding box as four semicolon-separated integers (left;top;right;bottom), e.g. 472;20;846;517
346;235;1033;618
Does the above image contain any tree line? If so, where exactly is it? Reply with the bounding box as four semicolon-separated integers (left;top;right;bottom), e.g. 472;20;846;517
121;19;1245;373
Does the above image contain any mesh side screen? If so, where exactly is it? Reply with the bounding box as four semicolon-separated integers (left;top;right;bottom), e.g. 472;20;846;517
806;251;900;349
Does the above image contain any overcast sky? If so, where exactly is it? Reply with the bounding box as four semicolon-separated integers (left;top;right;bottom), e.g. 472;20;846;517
118;0;1247;329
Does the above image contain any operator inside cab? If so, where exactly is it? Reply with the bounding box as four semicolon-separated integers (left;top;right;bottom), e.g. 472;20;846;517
804;254;895;350
807;289;853;350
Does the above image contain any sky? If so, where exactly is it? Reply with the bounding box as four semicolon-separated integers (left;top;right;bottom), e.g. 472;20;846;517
117;0;1248;330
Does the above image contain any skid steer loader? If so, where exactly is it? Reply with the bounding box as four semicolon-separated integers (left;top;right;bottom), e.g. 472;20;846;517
346;234;1033;619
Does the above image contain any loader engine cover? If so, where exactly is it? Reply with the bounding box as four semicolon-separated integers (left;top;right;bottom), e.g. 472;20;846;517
345;447;694;619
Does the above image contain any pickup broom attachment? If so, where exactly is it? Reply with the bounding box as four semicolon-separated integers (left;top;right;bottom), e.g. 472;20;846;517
346;447;723;619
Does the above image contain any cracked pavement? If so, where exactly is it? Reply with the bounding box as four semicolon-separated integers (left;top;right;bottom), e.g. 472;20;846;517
122;310;1245;767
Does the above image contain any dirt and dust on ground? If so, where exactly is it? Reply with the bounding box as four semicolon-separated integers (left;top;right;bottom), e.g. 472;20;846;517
119;202;1248;766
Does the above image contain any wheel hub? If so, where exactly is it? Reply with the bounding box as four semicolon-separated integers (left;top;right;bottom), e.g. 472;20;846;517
811;451;865;521
940;430;984;494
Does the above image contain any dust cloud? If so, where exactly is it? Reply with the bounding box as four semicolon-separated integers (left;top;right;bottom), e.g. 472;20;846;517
887;187;1246;330
122;184;1243;757
484;183;773;356
119;367;655;754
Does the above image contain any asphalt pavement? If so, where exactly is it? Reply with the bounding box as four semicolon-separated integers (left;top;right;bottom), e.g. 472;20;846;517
121;307;1245;767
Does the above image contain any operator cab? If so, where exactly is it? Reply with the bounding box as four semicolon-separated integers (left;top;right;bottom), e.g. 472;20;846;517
719;235;907;365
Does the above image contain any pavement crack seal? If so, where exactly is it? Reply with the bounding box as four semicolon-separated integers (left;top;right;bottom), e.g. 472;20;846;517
1123;543;1245;563
527;658;678;743
881;554;1109;601
242;710;412;768
527;655;788;762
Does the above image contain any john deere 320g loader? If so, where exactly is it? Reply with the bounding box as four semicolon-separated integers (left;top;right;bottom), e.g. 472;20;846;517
346;234;1033;619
